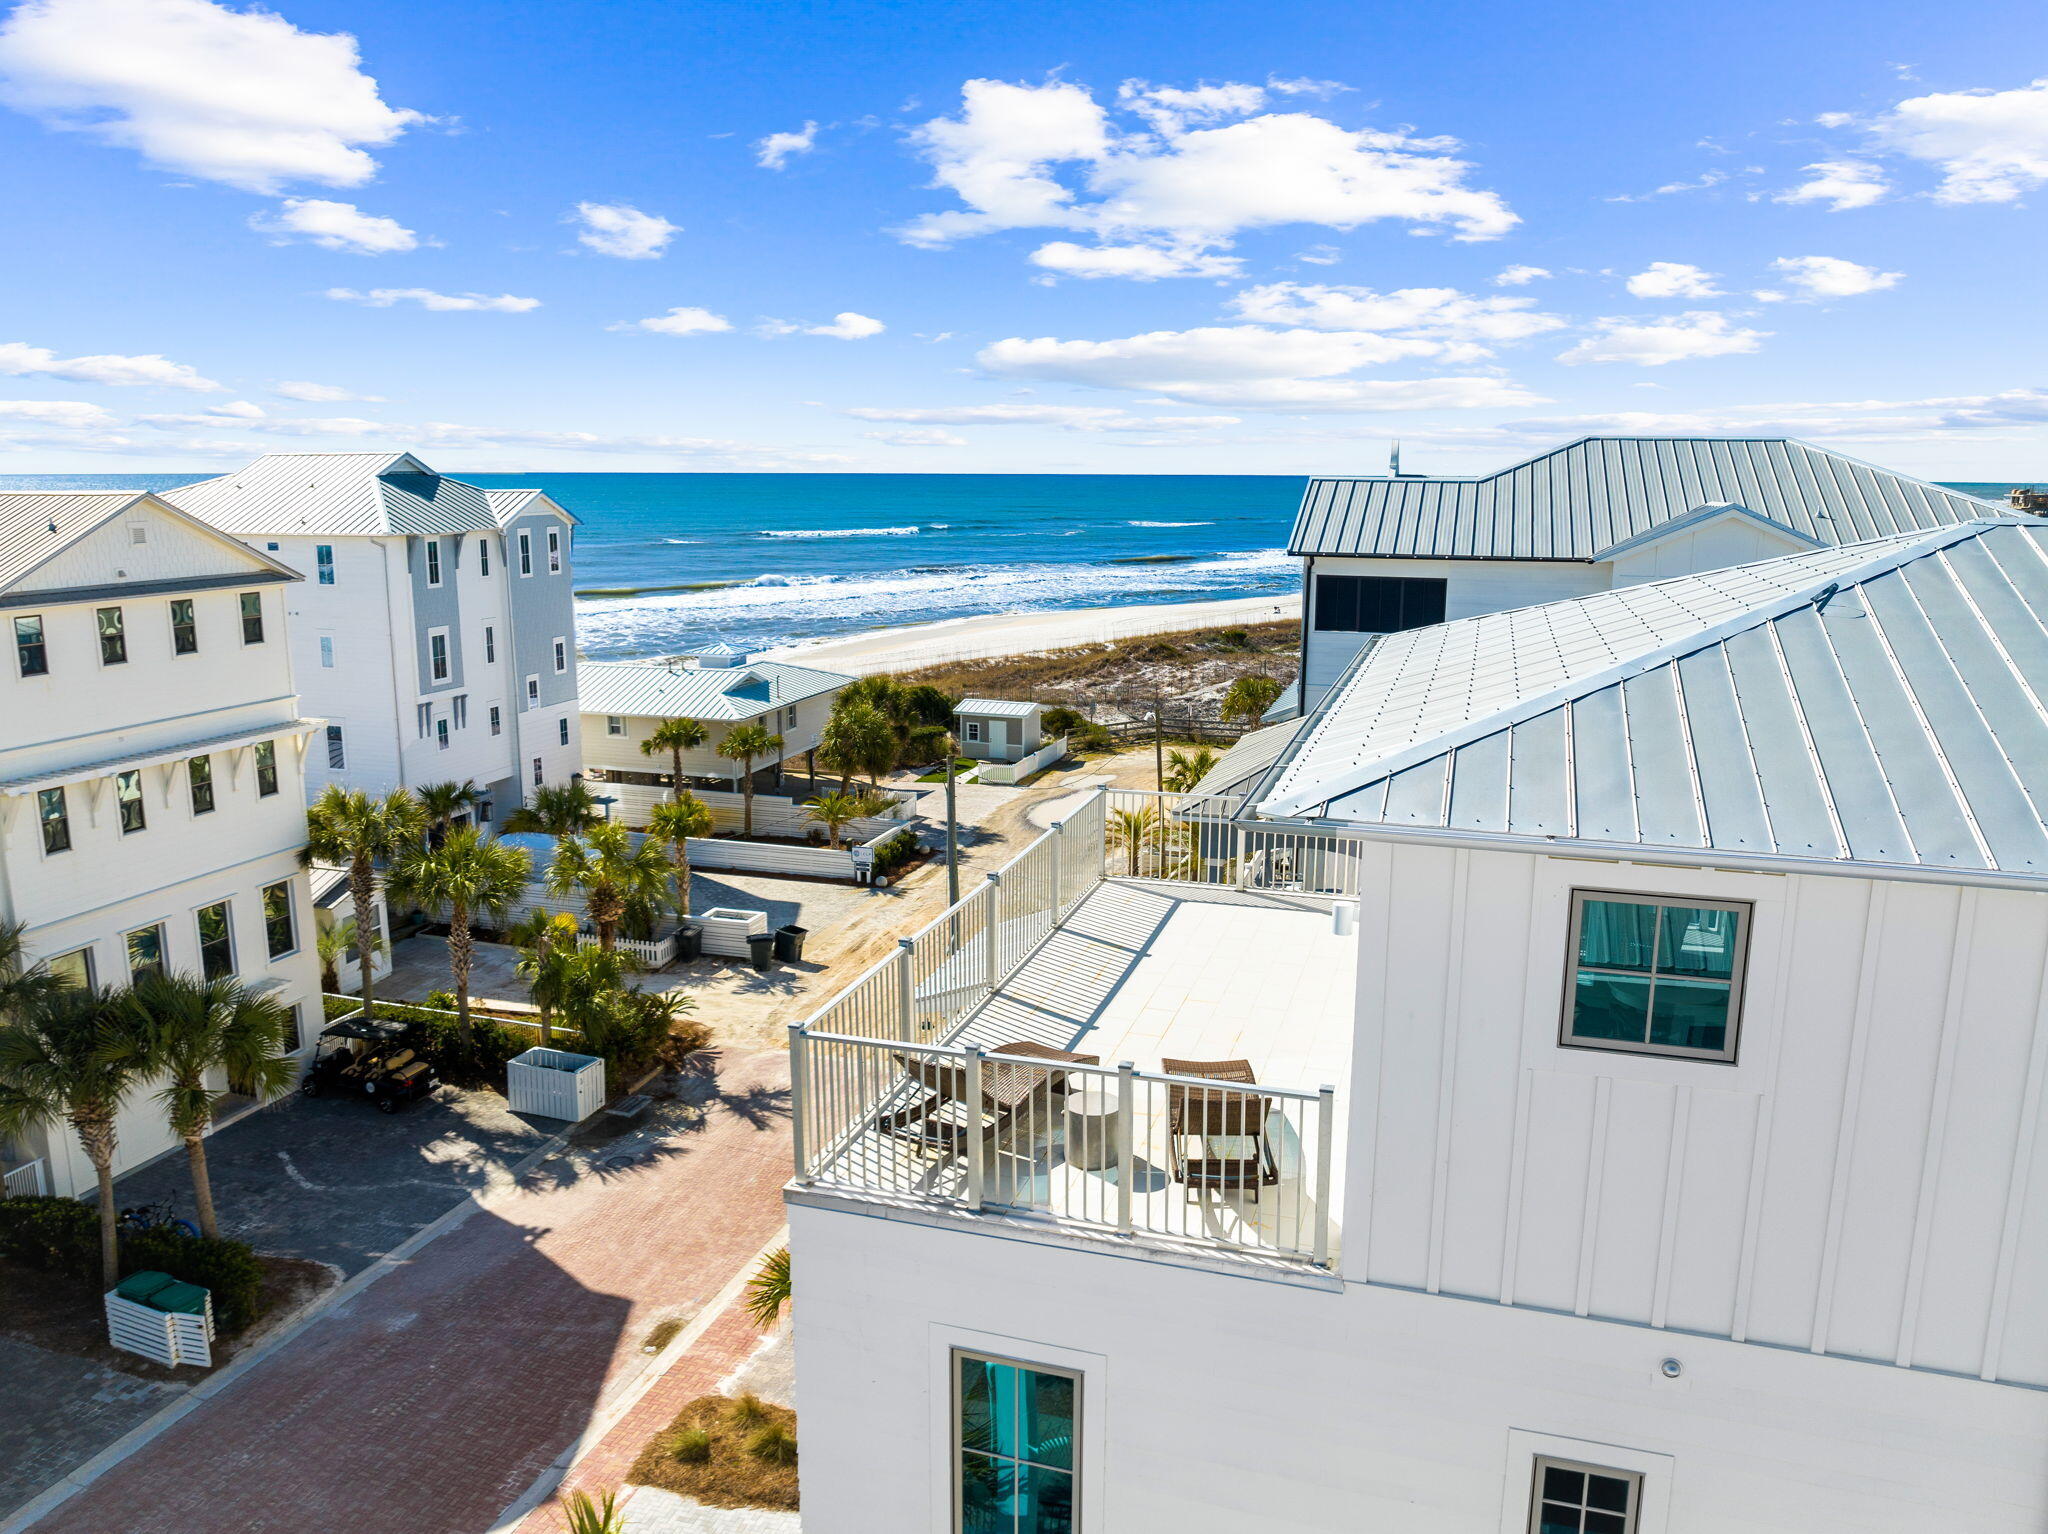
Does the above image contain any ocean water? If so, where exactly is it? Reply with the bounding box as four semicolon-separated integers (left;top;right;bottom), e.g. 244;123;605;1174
10;471;2037;662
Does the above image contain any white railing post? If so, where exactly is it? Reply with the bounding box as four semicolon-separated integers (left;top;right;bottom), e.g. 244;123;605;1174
895;938;915;1042
964;1046;986;1211
984;872;1002;995
1116;1061;1136;1234
1313;1084;1336;1267
788;1025;811;1182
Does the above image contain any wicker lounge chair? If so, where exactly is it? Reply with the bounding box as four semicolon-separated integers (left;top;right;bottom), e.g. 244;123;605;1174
1162;1057;1278;1196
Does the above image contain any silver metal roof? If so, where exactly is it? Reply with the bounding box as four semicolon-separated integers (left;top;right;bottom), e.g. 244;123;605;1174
483;487;579;528
0;490;298;597
164;452;503;537
957;698;1040;718
1261;519;2048;883
1290;436;2004;561
1183;718;1303;804
580;658;854;722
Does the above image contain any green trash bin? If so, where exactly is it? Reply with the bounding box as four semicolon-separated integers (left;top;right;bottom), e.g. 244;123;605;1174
114;1270;176;1305
149;1279;210;1316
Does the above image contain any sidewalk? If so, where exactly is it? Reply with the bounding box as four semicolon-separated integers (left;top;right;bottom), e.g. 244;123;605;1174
20;1050;793;1534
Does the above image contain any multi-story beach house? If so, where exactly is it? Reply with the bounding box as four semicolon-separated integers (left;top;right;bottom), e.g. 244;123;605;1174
783;516;2048;1532
0;491;323;1200
162;452;582;823
1286;435;2005;715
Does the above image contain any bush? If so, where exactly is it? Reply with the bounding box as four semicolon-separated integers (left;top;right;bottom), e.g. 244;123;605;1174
726;1393;771;1429
0;1195;99;1279
372;1001;531;1088
870;828;920;877
746;1425;798;1466
322;993;363;1021
121;1228;266;1332
670;1429;713;1465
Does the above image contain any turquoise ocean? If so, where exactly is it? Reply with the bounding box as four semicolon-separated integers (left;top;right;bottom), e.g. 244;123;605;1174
4;472;2034;661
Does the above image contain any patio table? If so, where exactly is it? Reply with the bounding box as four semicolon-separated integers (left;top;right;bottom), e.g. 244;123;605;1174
1063;1085;1119;1171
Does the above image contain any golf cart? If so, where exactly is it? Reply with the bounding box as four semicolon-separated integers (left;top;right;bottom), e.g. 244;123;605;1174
300;1016;439;1114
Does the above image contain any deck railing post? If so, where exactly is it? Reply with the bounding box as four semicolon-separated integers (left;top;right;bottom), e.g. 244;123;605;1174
964;1046;987;1211
895;938;915;1042
1116;1061;1136;1234
984;872;1002;995
788;1025;811;1182
1313;1084;1336;1267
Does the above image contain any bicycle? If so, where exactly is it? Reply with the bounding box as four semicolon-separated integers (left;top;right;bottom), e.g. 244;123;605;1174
117;1199;201;1240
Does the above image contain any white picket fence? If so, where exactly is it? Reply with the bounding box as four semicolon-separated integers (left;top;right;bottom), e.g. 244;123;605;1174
976;736;1069;786
598;782;914;842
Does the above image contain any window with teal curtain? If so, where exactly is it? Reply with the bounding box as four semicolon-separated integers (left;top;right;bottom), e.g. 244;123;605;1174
1566;893;1746;1060
956;1353;1076;1534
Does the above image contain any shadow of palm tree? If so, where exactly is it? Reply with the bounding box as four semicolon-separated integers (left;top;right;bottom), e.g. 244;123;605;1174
715;1083;792;1130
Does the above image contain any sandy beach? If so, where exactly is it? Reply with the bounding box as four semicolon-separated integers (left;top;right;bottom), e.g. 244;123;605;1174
756;592;1300;675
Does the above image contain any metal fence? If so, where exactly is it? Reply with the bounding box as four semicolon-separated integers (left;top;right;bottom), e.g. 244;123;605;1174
1103;788;1365;897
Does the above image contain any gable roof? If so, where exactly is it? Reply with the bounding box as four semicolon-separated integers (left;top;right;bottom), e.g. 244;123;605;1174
0;490;299;598
483;488;579;527
162;451;501;537
580;658;854;722
1260;518;2048;883
957;698;1040;718
1291;437;2003;562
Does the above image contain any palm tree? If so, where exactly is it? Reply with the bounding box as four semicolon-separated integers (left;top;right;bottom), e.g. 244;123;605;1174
546;822;675;950
1108;806;1162;877
745;1246;792;1328
1164;746;1219;793
415;779;480;840
817;700;898;792
304;786;427;1019
801;790;874;850
1220;673;1285;725
113;973;296;1239
716;723;784;837
509;909;579;1045
0;920;59;1021
0;986;148;1287
502;781;602;837
647;793;713;920
386;827;532;1043
315;915;382;995
639;717;709;802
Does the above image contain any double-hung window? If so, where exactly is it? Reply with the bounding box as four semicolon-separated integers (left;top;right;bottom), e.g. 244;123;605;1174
436;717;450;751
97;606;127;665
517;530;533;576
557;717;570;746
479;538;491;577
262;881;296;958
37;787;69;854
254;740;280;797
1564;891;1749;1061
126;924;165;981
188;754;215;815
429;629;451;683
170;598;198;655
531;756;544;787
489;705;502;737
547;527;562;573
326;725;346;769
1529;1458;1641;1534
525;675;540;711
552;637;567;673
425;540;443;587
14;614;47;676
239;592;264;644
607;716;626;737
115;769;145;833
483;625;496;664
320;636;335;668
316;544;335;585
954;1352;1077;1534
196;901;234;981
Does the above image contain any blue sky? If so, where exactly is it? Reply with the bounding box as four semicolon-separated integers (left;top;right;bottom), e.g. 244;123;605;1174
2;0;2046;477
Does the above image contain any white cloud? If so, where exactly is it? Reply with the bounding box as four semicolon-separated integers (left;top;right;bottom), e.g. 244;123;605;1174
1491;264;1550;286
614;306;732;336
1869;77;2048;203
1766;255;1903;298
1556;311;1768;367
570;202;679;259
1227;282;1565;343
248;197;418;253
273;379;384;402
1625;261;1722;298
325;287;540;312
755;121;818;169
1773;159;1889;211
764;311;884;339
0;339;222;390
1606;168;1741;202
0;398;116;427
1296;243;1340;265
895;77;1516;279
843;404;1241;432
1029;241;1240;279
862;427;966;446
1144;376;1545;412
0;0;422;193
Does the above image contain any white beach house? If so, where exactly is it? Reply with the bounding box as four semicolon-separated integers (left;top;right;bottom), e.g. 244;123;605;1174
783;516;2048;1532
0;492;323;1200
1286;435;2007;715
162;452;583;822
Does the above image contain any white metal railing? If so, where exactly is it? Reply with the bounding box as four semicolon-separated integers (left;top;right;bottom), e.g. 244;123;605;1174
790;1033;1336;1266
1104;788;1365;897
4;1159;49;1198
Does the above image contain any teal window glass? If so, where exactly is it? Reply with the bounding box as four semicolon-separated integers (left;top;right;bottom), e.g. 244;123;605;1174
1566;894;1746;1061
957;1354;1076;1534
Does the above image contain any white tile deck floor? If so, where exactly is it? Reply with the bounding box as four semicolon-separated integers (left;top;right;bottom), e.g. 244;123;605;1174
805;879;1355;1265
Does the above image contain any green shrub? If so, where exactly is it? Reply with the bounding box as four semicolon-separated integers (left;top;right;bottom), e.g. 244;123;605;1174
0;1195;99;1279
121;1228;266;1332
670;1429;713;1464
366;1001;531;1088
870;828;920;877
745;1424;798;1466
322;994;363;1021
726;1392;771;1429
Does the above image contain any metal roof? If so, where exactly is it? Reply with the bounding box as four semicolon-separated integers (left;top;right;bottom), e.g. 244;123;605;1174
956;698;1040;718
0;490;299;598
163;452;502;537
1183;719;1304;805
483;487;579;527
580;658;854;721
1261;518;2048;884
1290;437;2004;561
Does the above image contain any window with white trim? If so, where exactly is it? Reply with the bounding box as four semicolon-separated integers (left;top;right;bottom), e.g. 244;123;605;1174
115;769;145;833
45;947;92;989
170;599;197;655
547;527;562;572
607;716;626;737
479;538;491;577
531;756;543;786
239;591;264;644
483;625;496;664
14;614;47;676
558;717;570;746
126;923;165;980
254;740;279;796
525;675;540;710
429;628;450;683
37;786;69;854
319;635;335;668
188;754;215;815
315;544;335;585
196;901;233;981
1529;1457;1641;1534
1563;891;1749;1062
954;1351;1077;1534
489;705;502;737
552;637;567;673
436;717;450;751
425;539;443;587
963;719;983;743
262;880;296;959
517;530;533;576
97;605;126;665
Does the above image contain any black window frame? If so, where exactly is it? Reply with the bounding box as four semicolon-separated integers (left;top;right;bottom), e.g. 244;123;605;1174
37;786;70;854
547;527;562;573
326;724;346;769
115;769;145;834
15;613;48;676
188;754;215;815
97;605;127;665
557;717;570;746
169;597;198;655
425;539;443;587
430;630;450;682
254;740;280;797
484;625;495;664
1529;1456;1642;1534
196;900;234;981
1312;572;1448;634
239;591;264;645
517;530;533;576
261;880;296;959
479;538;491;577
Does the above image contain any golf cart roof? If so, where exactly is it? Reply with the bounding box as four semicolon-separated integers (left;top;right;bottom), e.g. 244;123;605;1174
320;1016;409;1042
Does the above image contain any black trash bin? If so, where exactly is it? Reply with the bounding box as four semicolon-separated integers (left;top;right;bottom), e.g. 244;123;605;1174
746;931;776;971
675;923;702;962
774;924;808;962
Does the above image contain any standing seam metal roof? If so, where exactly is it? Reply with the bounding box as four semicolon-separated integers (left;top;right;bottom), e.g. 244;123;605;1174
0;490;299;595
162;452;502;536
1290;437;2005;561
1260;518;2048;881
580;658;854;721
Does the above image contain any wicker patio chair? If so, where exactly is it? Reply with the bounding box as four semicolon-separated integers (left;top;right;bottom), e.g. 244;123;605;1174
1162;1057;1279;1197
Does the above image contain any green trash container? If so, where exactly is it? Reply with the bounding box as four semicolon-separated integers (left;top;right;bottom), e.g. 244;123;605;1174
149;1279;210;1316
114;1270;176;1305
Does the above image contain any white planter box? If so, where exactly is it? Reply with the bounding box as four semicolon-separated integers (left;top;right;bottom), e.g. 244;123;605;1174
507;1047;606;1122
697;906;769;957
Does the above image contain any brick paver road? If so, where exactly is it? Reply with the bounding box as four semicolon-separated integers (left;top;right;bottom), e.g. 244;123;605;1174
28;1050;792;1534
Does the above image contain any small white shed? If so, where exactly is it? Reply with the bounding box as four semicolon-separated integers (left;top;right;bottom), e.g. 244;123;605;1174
956;698;1044;764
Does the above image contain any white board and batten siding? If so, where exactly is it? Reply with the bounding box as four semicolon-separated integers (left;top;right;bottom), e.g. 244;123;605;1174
1350;837;2048;1387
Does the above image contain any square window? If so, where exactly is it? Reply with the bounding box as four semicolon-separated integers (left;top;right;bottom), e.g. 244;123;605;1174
1564;892;1748;1062
239;591;265;644
254;740;279;797
189;754;215;815
607;716;626;737
115;769;145;834
954;1352;1077;1534
262;881;296;958
126;924;165;981
196;901;233;981
37;786;69;854
14;614;47;677
326;724;346;770
170;599;197;655
97;606;127;665
316;544;335;585
1530;1457;1641;1534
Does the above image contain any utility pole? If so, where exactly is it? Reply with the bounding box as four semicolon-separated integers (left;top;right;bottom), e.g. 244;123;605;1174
1152;687;1166;792
945;749;961;906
